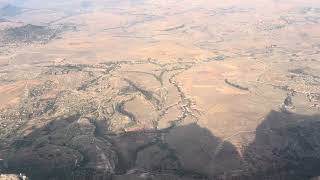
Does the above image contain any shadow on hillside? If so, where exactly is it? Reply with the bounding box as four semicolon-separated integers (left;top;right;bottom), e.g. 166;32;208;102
0;111;320;180
243;110;320;180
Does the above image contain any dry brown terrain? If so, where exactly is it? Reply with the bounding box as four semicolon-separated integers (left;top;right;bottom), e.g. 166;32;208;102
0;0;320;179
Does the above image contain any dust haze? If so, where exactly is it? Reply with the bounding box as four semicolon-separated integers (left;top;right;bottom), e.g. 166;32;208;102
0;0;320;179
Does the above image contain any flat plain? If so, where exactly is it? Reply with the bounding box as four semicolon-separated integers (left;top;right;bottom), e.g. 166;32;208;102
0;0;320;179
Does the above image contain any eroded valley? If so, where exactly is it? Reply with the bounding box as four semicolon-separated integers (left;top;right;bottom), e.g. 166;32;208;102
0;0;320;179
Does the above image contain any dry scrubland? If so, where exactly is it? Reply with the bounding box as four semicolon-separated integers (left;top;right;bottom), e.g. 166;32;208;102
0;0;320;179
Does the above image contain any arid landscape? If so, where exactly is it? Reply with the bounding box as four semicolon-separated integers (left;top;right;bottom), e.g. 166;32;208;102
0;0;320;179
